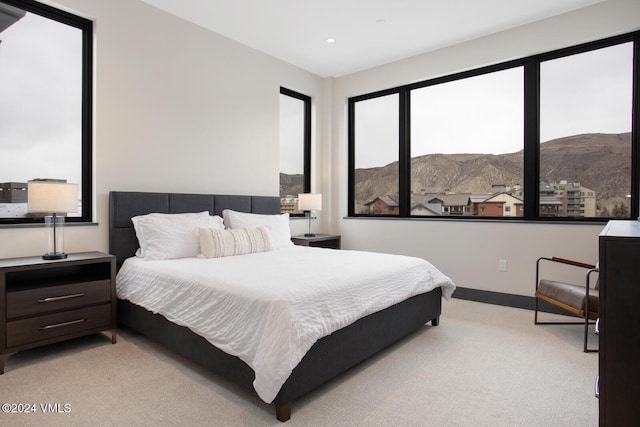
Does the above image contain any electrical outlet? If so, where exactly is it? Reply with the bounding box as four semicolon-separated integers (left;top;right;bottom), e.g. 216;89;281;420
499;259;507;272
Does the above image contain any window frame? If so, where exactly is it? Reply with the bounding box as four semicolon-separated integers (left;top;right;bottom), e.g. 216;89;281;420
279;87;311;216
349;89;403;217
348;30;640;222
348;87;407;217
0;0;93;226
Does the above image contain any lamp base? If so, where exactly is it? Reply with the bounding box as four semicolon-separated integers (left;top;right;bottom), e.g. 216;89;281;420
43;253;67;260
303;233;316;237
43;215;67;261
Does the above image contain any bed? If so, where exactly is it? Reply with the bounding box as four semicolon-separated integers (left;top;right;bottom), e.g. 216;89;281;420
109;190;455;421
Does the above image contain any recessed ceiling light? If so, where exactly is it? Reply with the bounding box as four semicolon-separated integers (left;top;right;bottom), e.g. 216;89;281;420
326;38;336;43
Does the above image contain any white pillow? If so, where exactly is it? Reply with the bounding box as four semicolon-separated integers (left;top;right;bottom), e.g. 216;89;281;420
198;226;275;258
222;209;293;249
132;211;224;260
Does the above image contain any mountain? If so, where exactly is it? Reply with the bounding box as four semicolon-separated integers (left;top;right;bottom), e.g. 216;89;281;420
539;133;631;201
279;133;631;215
352;132;631;214
280;173;304;198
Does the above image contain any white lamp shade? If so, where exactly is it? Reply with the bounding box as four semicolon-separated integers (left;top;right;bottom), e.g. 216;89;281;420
28;181;79;214
298;193;322;211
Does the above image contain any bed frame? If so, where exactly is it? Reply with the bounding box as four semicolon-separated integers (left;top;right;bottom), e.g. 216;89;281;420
109;190;442;421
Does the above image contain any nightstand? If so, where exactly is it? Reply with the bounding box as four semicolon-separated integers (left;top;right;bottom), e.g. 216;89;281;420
291;234;341;249
0;251;116;374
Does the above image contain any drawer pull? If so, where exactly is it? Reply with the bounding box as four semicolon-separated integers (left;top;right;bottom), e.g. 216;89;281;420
39;318;86;330
38;293;85;303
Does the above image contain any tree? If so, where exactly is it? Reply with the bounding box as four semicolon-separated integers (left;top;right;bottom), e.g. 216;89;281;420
612;203;629;218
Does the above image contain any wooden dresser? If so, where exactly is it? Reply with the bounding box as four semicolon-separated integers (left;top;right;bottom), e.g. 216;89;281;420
598;221;640;425
0;252;116;373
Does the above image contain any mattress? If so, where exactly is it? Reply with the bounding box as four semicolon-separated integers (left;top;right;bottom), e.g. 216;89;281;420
116;245;455;402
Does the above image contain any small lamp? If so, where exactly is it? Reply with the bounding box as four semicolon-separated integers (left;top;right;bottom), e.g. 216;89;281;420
298;193;322;237
28;179;79;260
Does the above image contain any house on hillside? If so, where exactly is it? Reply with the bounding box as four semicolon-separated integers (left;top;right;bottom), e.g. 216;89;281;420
539;182;562;217
550;181;597;217
364;193;472;216
410;202;442;216
539;181;597;217
580;186;597;217
280;195;300;214
539;196;562;216
476;192;524;217
363;196;399;215
364;183;594;218
412;193;471;216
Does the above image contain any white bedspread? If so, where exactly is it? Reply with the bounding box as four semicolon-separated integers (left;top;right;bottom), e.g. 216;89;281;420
116;246;455;403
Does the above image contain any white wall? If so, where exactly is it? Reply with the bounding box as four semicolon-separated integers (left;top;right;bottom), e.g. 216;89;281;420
328;0;640;297
0;0;324;259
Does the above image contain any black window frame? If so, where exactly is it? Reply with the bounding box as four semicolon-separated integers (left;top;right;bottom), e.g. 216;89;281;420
348;30;640;222
280;87;311;216
0;0;93;225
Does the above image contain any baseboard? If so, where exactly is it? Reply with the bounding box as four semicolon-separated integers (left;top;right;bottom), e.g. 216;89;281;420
452;286;582;317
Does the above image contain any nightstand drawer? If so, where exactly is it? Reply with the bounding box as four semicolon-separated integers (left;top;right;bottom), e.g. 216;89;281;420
6;304;111;348
7;280;111;319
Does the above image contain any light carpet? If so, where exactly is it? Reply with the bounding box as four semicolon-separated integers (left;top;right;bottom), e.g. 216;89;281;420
0;299;598;426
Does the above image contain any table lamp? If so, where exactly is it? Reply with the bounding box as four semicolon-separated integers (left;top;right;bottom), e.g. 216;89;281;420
28;179;79;260
298;193;322;237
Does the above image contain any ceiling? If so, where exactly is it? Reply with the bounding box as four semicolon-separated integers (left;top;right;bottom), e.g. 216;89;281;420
140;0;604;77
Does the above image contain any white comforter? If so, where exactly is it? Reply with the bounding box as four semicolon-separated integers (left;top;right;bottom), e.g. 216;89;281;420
116;246;455;403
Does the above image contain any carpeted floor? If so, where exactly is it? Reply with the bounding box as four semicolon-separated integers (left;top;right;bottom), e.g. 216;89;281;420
0;298;598;426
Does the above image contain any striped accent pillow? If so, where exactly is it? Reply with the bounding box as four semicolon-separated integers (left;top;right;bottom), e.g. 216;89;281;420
198;226;275;258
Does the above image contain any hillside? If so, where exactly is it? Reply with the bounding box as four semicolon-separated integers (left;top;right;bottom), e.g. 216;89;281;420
353;132;631;214
280;173;304;198
280;133;631;215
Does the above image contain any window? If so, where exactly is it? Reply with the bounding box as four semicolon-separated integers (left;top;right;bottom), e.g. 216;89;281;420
539;42;634;218
348;31;639;221
350;92;400;216
279;88;311;215
0;0;92;225
410;66;523;216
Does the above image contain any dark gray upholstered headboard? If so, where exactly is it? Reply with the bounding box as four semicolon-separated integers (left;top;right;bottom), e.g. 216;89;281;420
109;191;281;270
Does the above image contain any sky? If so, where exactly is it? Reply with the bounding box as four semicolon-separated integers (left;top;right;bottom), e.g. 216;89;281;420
0;11;82;185
355;41;633;169
279;93;305;174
